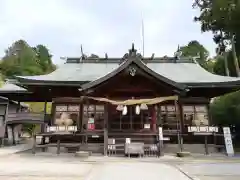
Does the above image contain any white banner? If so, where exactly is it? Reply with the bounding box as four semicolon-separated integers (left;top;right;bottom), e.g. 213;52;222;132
158;127;163;141
223;127;234;156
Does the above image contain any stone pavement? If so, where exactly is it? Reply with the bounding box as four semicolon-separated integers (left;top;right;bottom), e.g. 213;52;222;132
0;155;191;180
2;145;240;180
0;153;240;179
177;162;240;180
86;162;190;180
0;143;32;156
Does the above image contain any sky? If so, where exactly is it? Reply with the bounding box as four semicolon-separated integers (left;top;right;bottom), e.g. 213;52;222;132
0;0;216;64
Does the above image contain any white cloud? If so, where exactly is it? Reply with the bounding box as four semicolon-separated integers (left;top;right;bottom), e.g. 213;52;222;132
0;0;216;63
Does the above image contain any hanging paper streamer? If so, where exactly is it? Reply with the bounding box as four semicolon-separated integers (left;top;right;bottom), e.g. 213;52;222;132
122;106;127;115
135;105;140;115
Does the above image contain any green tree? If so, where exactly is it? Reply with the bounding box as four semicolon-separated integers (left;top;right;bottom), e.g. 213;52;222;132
210;91;240;126
33;45;56;73
193;0;240;76
179;40;209;69
26;102;52;114
0;40;43;77
212;56;226;75
180;41;209;61
0;40;56;78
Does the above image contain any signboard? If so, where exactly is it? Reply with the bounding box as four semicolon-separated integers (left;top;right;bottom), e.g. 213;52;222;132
126;138;131;144
188;126;218;133
158;127;163;140
163;137;170;141
144;124;150;129
223;127;234;156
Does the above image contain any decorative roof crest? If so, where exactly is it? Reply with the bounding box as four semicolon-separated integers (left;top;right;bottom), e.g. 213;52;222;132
129;43;137;57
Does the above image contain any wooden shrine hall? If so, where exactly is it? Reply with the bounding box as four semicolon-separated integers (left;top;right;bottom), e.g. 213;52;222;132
9;44;240;156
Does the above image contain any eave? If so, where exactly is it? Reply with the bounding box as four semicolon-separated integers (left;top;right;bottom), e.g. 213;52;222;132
184;81;240;88
14;77;89;87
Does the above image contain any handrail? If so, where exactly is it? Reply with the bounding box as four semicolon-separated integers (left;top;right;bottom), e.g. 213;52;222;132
7;112;45;122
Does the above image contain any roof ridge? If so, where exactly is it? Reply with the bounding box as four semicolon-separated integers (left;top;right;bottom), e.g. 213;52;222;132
66;58;195;64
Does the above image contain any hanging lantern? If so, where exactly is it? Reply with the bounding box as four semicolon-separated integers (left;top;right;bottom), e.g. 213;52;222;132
122;106;127;115
116;105;124;111
135;105;140;115
88;105;94;111
140;103;148;110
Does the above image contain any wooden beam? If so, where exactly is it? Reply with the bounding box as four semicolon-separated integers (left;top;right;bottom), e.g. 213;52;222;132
179;97;210;104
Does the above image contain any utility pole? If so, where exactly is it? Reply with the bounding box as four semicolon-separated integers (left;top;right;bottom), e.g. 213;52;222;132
141;15;145;57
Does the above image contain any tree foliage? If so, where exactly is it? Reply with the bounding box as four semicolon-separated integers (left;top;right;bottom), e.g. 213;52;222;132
33;45;56;73
193;0;240;129
0;40;55;78
179;40;210;70
193;0;240;76
27;102;52;114
210;91;240;126
193;0;240;43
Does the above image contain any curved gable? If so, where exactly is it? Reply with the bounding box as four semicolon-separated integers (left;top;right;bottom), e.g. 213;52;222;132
81;56;186;91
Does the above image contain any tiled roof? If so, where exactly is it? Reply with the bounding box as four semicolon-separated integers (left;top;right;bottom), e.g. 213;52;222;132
15;59;240;84
0;82;26;92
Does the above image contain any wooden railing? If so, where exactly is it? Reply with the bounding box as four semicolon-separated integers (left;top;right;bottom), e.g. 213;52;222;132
7;112;45;124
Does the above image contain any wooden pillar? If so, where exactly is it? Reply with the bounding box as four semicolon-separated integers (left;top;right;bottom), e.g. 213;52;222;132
157;104;164;156
206;101;211;125
204;135;209;155
32;134;36;154
2;102;9;147
152;106;157;132
57;136;60;155
12;125;16;145
78;103;83;132
175;99;184;152
42;101;47;131
103;103;109;156
14;102;21;145
205;101;211;155
51;103;56;126
17;101;21;112
41;101;47;148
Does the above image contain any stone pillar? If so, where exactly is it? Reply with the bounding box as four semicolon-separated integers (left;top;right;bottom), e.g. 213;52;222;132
7;125;13;145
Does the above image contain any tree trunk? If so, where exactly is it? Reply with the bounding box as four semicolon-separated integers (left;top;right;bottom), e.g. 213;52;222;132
232;34;240;77
220;30;230;76
224;52;230;76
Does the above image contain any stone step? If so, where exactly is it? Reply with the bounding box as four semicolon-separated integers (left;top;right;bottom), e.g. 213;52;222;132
75;151;91;158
